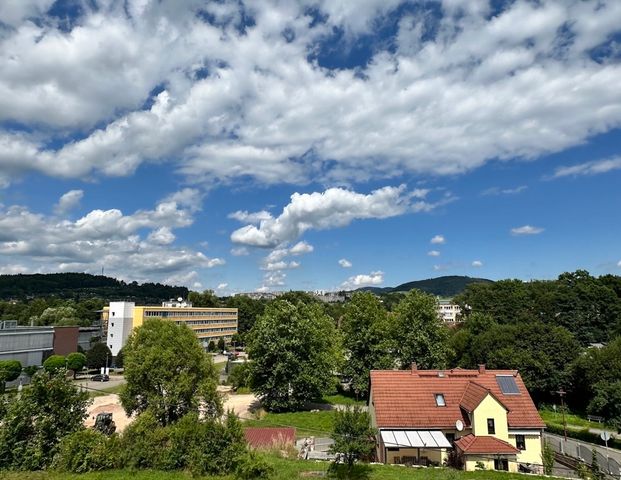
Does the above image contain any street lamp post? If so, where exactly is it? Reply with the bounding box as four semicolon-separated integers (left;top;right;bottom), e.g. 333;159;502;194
556;388;568;454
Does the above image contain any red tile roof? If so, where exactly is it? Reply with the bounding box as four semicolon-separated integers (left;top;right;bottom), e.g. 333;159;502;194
370;367;544;429
244;427;296;449
460;381;507;413
454;434;520;454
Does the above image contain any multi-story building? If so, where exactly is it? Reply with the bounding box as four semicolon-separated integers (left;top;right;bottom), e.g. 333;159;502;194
103;300;238;355
369;364;545;473
437;298;462;323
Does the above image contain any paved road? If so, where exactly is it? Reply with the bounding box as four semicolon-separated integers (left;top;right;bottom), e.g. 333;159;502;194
545;432;621;477
73;373;126;394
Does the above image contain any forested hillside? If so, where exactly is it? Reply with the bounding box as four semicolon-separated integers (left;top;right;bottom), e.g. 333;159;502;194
0;273;187;303
359;275;492;296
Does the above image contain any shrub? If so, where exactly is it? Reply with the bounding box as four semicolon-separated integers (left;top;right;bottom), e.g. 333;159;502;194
236;451;274;480
53;429;118;473
23;365;38;378
229;362;252;390
43;355;66;373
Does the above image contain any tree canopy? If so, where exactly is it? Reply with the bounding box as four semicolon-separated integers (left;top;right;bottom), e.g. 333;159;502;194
120;318;221;426
392;289;451;369
0;371;90;470
0;360;22;392
341;292;393;398
248;299;340;411
86;343;112;369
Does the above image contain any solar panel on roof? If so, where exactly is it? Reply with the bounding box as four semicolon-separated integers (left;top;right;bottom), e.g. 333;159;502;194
496;375;520;394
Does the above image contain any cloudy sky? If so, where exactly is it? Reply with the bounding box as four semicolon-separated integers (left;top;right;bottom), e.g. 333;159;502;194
0;0;620;293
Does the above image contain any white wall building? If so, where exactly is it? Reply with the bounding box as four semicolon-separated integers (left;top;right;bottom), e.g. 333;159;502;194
437;299;462;324
106;301;135;356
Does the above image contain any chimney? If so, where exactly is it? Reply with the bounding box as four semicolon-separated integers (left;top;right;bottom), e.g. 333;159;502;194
478;364;486;374
411;362;418;375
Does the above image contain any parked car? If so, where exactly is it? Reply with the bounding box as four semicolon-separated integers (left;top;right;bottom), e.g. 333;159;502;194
90;374;110;382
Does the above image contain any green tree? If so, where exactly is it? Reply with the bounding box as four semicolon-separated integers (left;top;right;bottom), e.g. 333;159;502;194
86;342;112;370
392;290;450;369
217;337;226;352
207;340;216;352
228;362;252;390
341;292;393;398
43;354;66;373
188;289;220;307
120;318;221;426
0;371;90;470
225;295;266;335
114;347;124;368
66;352;87;379
0;360;22;393
248;299;340;411
330;406;376;469
542;441;554;476
588;380;621;428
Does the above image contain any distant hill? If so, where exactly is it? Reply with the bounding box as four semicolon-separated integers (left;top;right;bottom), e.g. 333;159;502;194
357;275;493;297
0;272;188;303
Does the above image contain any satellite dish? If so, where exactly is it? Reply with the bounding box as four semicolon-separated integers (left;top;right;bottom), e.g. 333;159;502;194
600;431;611;442
455;420;464;432
178;297;183;302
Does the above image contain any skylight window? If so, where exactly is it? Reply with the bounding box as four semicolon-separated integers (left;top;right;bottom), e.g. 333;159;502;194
496;375;520;394
435;394;446;406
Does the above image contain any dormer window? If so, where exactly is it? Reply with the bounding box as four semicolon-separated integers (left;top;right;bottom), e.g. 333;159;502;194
435;393;446;406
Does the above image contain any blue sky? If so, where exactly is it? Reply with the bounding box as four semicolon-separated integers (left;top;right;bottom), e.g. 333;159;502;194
0;0;620;294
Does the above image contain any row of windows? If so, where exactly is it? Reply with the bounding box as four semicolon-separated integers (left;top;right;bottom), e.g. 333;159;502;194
194;327;237;334
144;310;236;318
174;320;238;326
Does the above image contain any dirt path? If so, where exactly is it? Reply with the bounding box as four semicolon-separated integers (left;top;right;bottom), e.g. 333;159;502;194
84;391;259;433
85;394;133;432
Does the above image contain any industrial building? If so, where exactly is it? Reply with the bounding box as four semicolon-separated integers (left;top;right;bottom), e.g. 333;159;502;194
103;300;238;355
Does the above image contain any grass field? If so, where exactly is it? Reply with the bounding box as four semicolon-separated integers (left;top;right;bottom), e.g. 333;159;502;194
87;383;125;398
243;410;336;437
0;456;552;480
539;408;612;430
322;394;366;406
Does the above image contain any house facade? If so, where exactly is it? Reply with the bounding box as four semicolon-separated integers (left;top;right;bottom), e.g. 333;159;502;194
369;364;545;473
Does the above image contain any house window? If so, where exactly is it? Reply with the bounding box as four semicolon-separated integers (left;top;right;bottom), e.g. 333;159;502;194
516;435;526;450
110;333;113;338
487;418;495;434
435;394;446;406
111;323;114;327
494;459;509;471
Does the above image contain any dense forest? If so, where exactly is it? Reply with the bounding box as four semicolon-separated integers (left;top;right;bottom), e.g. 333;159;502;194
0;273;188;303
359;275;492;297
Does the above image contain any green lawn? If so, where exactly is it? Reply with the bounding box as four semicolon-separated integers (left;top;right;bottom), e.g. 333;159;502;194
539;408;612;430
321;393;367;406
87;383;125;398
243;410;336;437
0;456;553;480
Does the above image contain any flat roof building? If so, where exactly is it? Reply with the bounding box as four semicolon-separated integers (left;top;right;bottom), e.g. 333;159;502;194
103;301;238;355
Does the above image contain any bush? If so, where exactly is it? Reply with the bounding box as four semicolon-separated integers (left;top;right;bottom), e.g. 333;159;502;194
236;451;274;480
229;362;252;390
53;429;118;473
118;411;247;475
23;365;38;378
43;355;66;373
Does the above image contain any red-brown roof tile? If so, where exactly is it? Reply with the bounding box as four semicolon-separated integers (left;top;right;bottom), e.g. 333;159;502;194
370;368;544;429
244;427;296;449
454;434;520;454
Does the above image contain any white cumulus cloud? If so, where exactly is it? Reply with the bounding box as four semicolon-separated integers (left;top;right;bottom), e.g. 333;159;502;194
430;235;446;245
54;189;84;214
341;271;384;290
472;260;483;267
428;250;441;257
231;185;414;248
338;258;352;268
511;225;544;236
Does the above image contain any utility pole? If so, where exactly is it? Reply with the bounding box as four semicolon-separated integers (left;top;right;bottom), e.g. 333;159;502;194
556;388;568;446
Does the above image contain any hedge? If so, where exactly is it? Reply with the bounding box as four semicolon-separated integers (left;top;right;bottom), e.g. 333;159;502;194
545;423;621;450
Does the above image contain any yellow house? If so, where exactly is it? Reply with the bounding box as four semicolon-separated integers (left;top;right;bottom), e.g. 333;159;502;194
369;364;545;474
